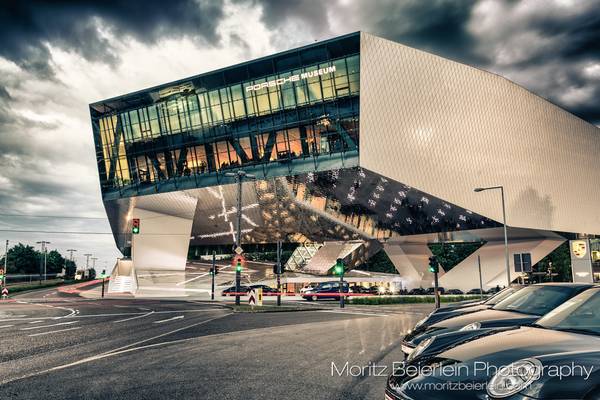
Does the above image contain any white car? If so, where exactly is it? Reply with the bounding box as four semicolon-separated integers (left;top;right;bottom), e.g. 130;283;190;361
300;284;316;294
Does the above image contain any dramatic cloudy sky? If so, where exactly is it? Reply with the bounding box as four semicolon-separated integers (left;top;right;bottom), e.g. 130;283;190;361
0;0;598;271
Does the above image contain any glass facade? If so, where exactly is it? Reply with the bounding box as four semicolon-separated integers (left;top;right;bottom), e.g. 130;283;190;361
91;38;360;199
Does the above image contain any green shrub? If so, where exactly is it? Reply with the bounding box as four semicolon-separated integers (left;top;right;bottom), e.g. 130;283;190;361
349;295;484;305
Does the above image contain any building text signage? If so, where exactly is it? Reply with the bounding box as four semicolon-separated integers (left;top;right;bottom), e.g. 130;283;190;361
245;66;336;92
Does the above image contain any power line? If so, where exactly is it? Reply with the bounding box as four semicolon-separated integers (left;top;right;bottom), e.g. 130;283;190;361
0;213;106;220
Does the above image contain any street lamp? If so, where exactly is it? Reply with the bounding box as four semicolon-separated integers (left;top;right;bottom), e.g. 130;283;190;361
83;253;92;279
474;186;511;287
224;170;256;305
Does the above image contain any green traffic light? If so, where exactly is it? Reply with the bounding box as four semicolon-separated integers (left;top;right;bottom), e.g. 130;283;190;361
132;227;139;234
236;261;242;272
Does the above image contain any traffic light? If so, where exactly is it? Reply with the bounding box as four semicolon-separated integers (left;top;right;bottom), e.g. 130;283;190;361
132;218;140;234
333;258;344;275
0;268;4;281
428;256;439;273
210;265;219;275
236;260;242;273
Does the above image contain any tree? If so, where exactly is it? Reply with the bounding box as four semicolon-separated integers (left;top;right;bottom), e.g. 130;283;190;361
64;259;77;279
88;268;96;280
429;242;486;272
0;243;41;274
46;250;66;275
534;242;572;282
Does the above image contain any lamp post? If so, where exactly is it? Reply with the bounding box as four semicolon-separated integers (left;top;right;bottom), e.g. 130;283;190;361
224;170;255;306
474;186;511;287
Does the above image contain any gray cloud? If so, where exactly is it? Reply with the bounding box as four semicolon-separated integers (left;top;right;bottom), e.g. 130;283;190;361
0;0;225;77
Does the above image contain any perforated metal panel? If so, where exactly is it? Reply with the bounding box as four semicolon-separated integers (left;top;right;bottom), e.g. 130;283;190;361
359;32;600;235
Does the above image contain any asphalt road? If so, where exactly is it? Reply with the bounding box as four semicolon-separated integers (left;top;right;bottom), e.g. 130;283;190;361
0;283;431;399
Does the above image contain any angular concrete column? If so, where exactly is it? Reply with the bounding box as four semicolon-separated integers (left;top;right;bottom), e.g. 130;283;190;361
439;237;565;291
383;243;435;290
132;208;195;271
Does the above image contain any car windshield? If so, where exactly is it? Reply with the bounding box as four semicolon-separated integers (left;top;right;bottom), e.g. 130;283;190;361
536;288;600;335
492;285;578;316
484;287;519;305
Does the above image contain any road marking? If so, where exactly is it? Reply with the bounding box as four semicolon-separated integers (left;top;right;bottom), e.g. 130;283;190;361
0;308;224;322
317;310;390;317
176;272;210;286
20;321;79;331
28;326;81;337
0;313;232;386
28;320;43;324
112;311;155;324
153;315;184;324
0;325;14;329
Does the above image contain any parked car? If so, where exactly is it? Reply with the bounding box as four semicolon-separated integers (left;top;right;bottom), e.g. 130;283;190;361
445;288;464;295
387;286;600;399
302;281;350;301
350;285;369;294
300;284;316;294
425;287;445;295
466;288;484;295
401;283;594;356
249;284;277;295
221;285;250;296
408;287;427;295
411;286;525;332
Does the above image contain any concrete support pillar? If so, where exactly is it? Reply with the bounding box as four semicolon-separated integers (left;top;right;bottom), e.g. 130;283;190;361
383;243;435;290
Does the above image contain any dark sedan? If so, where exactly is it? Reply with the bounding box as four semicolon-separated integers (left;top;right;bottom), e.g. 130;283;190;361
302;281;350;301
386;286;600;399
401;283;593;356
249;284;278;295
406;286;523;346
221;285;250;296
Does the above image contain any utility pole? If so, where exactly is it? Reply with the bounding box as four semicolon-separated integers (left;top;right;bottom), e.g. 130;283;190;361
548;261;553;282
83;253;92;279
66;249;76;279
36;241;50;281
2;240;8;291
276;240;282;306
225;170;255;306
91;257;98;278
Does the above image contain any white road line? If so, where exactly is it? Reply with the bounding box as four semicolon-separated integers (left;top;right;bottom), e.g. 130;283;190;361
317;310;390;317
28;320;43;324
20;321;79;331
153;315;184;324
112;311;155;324
176;272;210;286
0;325;14;329
0;309;224;322
28;327;81;337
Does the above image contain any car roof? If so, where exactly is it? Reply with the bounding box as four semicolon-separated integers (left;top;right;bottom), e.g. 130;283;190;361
531;283;597;288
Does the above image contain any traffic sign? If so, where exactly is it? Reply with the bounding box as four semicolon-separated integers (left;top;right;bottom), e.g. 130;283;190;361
1;287;8;298
248;288;263;306
232;254;247;268
234;246;244;255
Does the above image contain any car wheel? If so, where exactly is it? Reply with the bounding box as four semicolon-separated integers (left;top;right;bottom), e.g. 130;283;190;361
311;295;318;301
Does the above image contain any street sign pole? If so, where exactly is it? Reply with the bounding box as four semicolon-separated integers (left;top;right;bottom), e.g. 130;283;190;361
101;277;105;298
477;254;484;300
211;251;216;301
433;269;440;309
276;240;281;306
235;173;243;306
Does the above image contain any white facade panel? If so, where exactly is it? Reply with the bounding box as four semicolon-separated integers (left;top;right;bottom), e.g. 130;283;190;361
359;32;600;235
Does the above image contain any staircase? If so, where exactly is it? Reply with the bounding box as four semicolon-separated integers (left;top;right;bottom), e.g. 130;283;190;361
108;259;137;294
108;275;135;293
285;242;323;271
303;241;366;275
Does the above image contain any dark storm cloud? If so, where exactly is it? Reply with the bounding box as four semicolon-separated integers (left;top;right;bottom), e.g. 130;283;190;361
0;0;225;77
250;0;600;124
